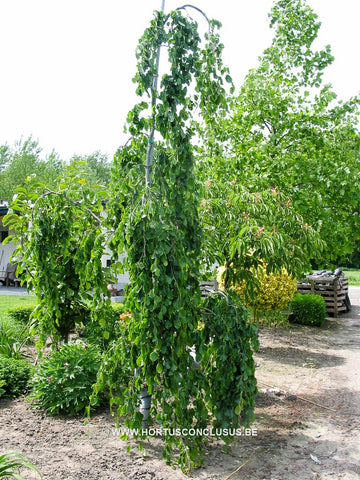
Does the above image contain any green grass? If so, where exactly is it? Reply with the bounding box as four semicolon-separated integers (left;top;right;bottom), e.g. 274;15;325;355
0;296;36;359
0;295;36;317
342;269;360;286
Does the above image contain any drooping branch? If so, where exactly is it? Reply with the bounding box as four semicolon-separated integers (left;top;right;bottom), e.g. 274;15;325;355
41;188;103;225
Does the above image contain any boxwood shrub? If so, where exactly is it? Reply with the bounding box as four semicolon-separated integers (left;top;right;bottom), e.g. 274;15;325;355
290;293;327;327
7;306;34;324
0;355;32;397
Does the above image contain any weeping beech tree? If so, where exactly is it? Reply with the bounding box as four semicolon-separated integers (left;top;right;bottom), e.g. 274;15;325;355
94;6;258;471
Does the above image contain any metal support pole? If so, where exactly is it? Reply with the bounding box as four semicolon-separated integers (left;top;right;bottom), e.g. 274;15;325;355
140;1;166;429
144;0;166;187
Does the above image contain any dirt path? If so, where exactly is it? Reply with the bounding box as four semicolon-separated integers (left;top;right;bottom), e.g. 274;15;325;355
1;289;359;479
235;287;360;480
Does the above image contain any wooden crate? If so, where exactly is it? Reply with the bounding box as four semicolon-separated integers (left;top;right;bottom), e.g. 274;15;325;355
297;275;349;317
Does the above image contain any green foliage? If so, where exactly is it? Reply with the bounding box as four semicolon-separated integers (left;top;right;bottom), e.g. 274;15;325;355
0;452;41;479
4;162;111;347
195;292;258;429
29;342;102;416
101;6;257;471
217;265;297;320
290;293;327;326
0;317;31;359
7;306;34;324
93;292;258;469
90;316;134;412
199;0;360;266
200;174;322;293
69;152;111;186
80;303;129;350
0;137;62;202
0;355;32;397
341;251;360;269
0;380;5;397
0;138;111;202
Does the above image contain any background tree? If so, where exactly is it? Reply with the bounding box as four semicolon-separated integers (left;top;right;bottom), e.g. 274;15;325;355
0;145;11;172
69;151;111;186
0;137;111;202
198;172;323;295
221;0;360;266
0;137;62;201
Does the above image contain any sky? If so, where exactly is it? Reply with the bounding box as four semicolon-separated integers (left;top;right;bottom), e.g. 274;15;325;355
0;0;359;162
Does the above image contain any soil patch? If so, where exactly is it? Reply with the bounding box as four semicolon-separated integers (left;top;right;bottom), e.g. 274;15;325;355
1;290;359;479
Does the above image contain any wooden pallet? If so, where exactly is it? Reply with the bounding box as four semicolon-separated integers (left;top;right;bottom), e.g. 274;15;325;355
297;275;349;317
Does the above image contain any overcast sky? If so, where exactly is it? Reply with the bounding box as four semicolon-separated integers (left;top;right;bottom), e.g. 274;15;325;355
0;0;359;161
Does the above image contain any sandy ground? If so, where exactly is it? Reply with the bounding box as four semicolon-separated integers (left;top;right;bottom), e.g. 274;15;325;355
1;288;359;479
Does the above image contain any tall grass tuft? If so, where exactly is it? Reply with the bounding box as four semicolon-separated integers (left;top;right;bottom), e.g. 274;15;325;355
0;452;41;479
0;317;30;359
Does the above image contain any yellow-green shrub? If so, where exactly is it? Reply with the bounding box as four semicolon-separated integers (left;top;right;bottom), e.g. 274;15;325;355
217;265;297;313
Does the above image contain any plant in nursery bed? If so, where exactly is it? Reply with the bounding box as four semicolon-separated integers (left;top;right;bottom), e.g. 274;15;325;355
0;355;32;397
28;342;103;416
0;316;31;359
95;4;259;472
290;293;327;327
217;264;297;324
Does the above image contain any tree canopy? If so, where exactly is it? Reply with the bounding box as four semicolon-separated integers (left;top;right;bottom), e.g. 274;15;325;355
198;0;360;270
0;137;111;202
0;138;62;201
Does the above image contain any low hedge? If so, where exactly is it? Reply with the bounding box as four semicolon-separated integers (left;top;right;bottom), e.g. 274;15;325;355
7;306;34;324
0;355;32;397
290;293;327;327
